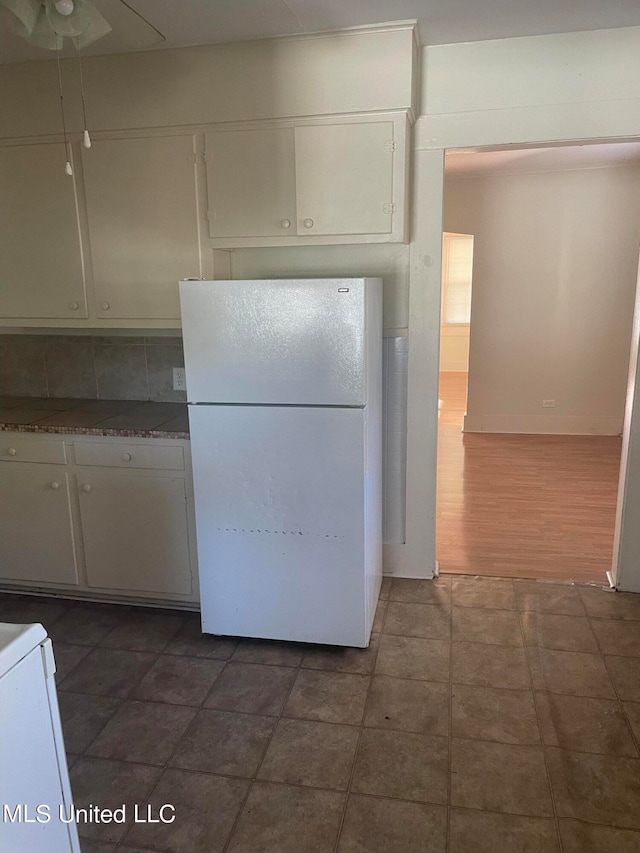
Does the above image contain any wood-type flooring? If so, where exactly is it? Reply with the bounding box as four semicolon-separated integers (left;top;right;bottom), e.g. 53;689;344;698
436;372;622;583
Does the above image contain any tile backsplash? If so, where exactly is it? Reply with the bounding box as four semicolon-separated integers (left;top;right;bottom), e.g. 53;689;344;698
0;334;185;402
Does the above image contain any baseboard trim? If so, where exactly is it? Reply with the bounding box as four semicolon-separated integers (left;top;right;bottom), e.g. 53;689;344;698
463;414;623;436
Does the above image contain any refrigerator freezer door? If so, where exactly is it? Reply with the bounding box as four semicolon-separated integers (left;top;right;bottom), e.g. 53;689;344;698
180;279;366;406
189;404;368;646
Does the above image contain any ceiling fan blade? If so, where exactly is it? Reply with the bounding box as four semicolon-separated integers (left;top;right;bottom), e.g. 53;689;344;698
1;0;40;35
46;0;112;45
1;0;164;59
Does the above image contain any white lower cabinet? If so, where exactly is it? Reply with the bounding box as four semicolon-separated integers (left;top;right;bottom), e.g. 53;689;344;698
77;471;193;596
0;434;198;606
0;467;78;586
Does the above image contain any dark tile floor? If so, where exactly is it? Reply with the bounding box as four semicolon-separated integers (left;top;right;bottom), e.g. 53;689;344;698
2;576;640;852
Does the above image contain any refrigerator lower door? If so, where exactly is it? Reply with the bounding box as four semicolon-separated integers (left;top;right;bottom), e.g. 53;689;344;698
189;404;368;647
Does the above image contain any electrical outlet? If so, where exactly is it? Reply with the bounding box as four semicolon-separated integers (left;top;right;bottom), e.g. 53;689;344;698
173;367;186;391
542;399;556;408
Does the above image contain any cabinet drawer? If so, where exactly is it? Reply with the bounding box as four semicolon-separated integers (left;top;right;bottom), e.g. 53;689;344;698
74;441;184;471
0;435;67;464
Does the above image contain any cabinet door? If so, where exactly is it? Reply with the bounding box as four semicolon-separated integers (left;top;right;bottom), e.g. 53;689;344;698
0;144;86;319
205;128;296;238
83;136;201;320
295;122;395;236
77;471;192;596
0;468;78;585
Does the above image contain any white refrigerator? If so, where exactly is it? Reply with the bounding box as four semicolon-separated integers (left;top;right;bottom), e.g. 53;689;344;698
179;278;383;647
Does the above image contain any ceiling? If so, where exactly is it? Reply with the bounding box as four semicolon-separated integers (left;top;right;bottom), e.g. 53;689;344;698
2;0;640;63
445;142;640;177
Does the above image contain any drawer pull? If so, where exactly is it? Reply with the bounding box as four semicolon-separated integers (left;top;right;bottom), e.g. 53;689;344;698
101;302;110;311
69;301;79;311
7;448;17;457
121;452;132;462
50;481;60;490
303;218;314;229
81;484;92;493
280;218;292;229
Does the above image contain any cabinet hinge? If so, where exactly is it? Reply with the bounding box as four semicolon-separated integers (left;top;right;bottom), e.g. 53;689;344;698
383;202;396;215
384;140;397;153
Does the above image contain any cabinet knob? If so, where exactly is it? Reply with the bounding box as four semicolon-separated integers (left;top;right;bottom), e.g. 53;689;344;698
81;484;92;493
50;481;60;490
7;448;17;457
69;301;79;311
101;302;110;311
302;218;314;229
121;453;132;462
280;218;292;229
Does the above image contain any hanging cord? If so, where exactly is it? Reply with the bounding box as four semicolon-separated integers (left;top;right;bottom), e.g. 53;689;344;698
76;43;91;149
56;46;73;175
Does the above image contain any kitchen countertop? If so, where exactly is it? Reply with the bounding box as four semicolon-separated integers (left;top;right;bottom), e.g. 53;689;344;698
0;397;189;439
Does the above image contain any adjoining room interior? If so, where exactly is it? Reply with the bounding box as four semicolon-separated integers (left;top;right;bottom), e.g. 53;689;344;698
437;140;640;584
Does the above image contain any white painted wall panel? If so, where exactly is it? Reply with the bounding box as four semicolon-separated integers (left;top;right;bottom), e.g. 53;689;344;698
230;244;410;330
422;27;640;117
0;27;415;139
444;165;640;434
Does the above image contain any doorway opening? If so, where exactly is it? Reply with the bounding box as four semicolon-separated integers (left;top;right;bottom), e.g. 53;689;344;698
435;140;639;583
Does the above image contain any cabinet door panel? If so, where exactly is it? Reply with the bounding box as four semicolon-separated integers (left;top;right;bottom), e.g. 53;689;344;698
78;472;192;595
295;122;394;236
0;144;86;318
205;128;296;238
0;468;78;584
83;136;201;320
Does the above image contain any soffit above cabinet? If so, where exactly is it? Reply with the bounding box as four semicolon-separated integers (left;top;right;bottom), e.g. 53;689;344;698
0;26;416;138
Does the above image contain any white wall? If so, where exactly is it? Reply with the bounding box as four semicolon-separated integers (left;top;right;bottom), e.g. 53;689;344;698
439;327;470;372
0;25;415;139
444;165;640;434
407;26;640;584
231;244;409;331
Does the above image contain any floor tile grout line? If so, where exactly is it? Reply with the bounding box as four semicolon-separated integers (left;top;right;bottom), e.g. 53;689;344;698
220;623;307;853
583;610;640;758
117;653;235;848
601;655;640;759
69;750;640;830
331;589;385;853
515;597;564;853
11;584;640;849
445;578;455;853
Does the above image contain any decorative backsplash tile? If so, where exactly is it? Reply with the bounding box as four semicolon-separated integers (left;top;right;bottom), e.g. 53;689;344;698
0;334;186;403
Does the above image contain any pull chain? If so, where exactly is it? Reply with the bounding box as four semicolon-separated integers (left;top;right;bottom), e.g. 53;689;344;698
76;44;91;149
56;47;73;175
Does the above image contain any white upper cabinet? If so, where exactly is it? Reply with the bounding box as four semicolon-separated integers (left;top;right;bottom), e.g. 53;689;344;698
205;113;408;247
83;135;202;320
206;128;296;238
295;122;394;237
0;143;86;319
